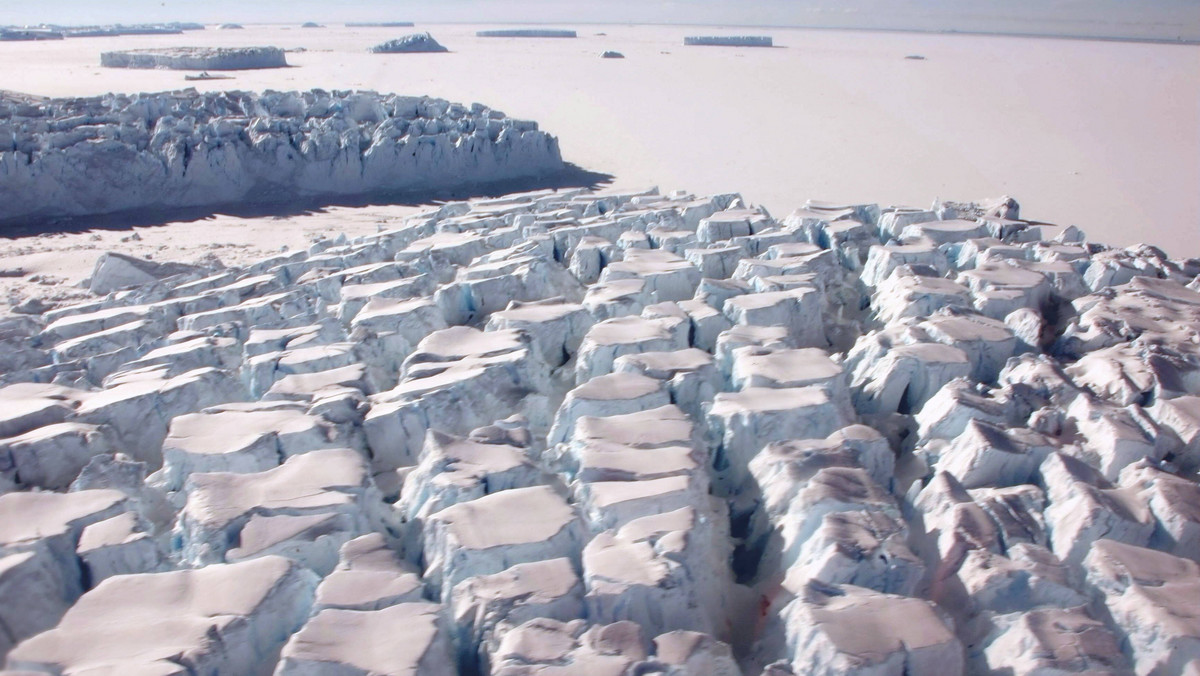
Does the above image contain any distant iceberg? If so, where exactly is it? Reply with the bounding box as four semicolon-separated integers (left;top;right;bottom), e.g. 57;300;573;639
476;29;576;38
684;36;773;47
371;33;448;53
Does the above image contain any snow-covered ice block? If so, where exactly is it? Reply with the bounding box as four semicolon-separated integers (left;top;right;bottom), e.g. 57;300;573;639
567;236;619;285
909;472;1005;589
0;545;76;660
123;334;243;375
0;422;113;490
861;240;950;289
872;272;973;324
878;208;938;239
244;342;362;398
1065;343;1192;407
102;46;288;69
599;248;701;303
486;300;594;368
422;485;586;600
451;558;585;672
583;506;734;640
676;298;732;352
998;353;1083;407
936;419;1054;489
371;32;449;53
934;196;1019;222
713;324;792;378
275;602;455;676
582;277;650;319
919;312;1016;383
50;318;164;364
1083;539;1200;675
1064;396;1167;481
157;405;345;492
784;509;923;596
76;365;247;468
653;631;742;675
350;296;447;353
685;245;744;279
730;346;846;396
1118;462;1200;562
490;619;647;675
0;385;82;441
956;543;1085;615
913;378;1009;442
399;430;542;522
898;219;988;246
574;315;688;384
980;607;1127;676
337;275;436;324
612;348;722;420
851;342;972;416
697;209;766;242
243;321;346;360
722;287;827;348
549;373;670;446
0;490;131;571
75;511;163;586
40;303;171;345
695;276;752;310
365;327;550;470
179;448;393;572
562;405;702;484
313;533;423;613
707;386;853;493
767;467;902;575
968;485;1050;550
777;582;963;676
1039;453;1153;566
959;262;1053;318
578;473;709;532
264;364;369;402
7;556;317;675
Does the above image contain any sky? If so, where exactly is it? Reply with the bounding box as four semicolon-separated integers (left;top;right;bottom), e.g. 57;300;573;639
4;0;1198;39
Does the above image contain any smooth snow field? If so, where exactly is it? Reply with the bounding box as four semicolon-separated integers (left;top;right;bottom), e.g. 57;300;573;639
1;23;1196;253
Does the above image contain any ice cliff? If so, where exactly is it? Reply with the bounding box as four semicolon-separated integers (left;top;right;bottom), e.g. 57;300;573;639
0;89;565;223
101;46;288;70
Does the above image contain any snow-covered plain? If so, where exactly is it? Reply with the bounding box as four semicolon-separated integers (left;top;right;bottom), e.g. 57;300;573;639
0;22;1193;253
0;23;1194;314
0;182;1198;674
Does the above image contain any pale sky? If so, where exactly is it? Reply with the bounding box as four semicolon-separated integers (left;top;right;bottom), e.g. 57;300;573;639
5;0;1198;39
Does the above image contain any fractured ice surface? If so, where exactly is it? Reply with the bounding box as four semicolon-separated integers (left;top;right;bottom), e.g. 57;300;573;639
3;188;1200;675
8;556;317;675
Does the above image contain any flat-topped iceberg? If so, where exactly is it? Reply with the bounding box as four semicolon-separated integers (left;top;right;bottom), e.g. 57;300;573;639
685;35;774;47
477;29;577;38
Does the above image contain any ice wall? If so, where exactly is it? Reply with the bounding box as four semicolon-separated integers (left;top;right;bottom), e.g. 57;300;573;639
100;47;287;70
0;89;565;223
